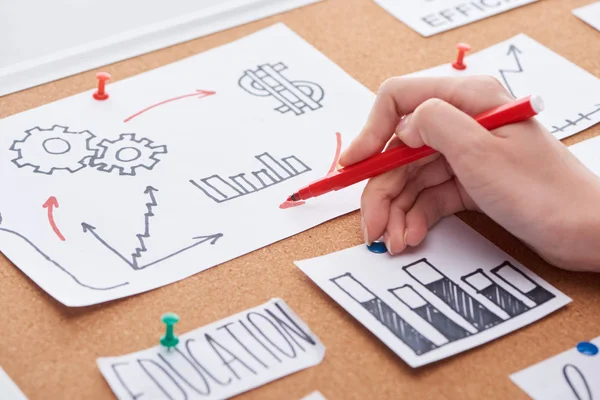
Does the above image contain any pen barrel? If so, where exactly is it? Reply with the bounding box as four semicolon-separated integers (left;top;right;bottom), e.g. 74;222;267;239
293;95;542;201
475;95;541;130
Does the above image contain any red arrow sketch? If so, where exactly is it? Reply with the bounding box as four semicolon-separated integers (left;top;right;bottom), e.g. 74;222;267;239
280;132;343;209
124;90;216;122
43;196;65;241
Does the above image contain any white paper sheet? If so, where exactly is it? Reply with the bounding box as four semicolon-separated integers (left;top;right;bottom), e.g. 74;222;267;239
405;34;600;140
510;336;600;400
295;216;571;368
373;0;537;37
0;366;28;400
0;0;322;97
573;1;600;32
97;298;325;400
570;135;600;176
301;390;328;400
0;23;373;306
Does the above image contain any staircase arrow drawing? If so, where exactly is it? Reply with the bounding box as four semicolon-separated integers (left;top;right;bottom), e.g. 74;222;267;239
499;45;523;98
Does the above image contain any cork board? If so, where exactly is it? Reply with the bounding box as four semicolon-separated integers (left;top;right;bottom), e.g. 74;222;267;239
1;0;600;398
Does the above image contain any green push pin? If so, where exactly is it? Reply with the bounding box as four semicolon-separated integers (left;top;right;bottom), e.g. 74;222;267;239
160;312;180;350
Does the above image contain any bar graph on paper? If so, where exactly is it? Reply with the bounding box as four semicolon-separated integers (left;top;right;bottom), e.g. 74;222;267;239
190;152;311;203
330;259;556;357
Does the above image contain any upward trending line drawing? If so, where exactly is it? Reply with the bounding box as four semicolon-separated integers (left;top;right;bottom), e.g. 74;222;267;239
190;152;311;203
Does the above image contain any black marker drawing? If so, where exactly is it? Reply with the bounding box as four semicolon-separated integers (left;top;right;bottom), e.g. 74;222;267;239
0;213;128;291
239;62;324;115
90;133;167;176
461;268;530;318
389;284;471;342
403;259;503;330
9;125;96;174
499;45;523;98
491;262;555;306
82;186;223;270
331;273;437;355
549;104;600;135
563;364;593;400
190;152;311;203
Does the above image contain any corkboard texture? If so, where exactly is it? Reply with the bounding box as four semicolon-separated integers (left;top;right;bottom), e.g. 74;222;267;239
1;0;600;399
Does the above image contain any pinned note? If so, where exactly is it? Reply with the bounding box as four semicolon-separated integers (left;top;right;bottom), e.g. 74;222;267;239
373;0;538;37
97;298;325;400
510;336;600;399
295;216;570;367
0;23;373;306
573;1;600;33
405;34;600;140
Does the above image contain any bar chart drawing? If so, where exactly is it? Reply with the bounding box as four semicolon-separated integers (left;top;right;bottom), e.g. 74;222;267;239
389;285;472;343
491;262;556;306
403;259;504;331
461;269;530;318
331;273;437;355
190;152;311;203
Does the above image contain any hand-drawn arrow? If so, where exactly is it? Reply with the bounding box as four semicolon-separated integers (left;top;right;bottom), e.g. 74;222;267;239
124;90;216;122
81;186;223;270
499;45;523;98
42;196;65;241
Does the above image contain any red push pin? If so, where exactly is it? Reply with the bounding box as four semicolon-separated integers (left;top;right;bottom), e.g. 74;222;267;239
452;43;471;71
93;72;111;100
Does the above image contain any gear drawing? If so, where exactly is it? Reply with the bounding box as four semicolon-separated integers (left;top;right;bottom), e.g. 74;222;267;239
9;125;96;174
90;133;167;176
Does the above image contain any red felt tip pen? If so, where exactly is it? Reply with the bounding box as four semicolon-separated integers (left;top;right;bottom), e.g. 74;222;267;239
286;94;544;202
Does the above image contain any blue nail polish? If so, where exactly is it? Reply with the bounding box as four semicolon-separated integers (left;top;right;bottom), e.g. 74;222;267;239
576;341;598;356
367;241;387;253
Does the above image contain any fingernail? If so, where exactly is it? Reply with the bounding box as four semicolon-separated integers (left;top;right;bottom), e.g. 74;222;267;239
361;216;370;245
403;229;409;246
396;114;411;135
386;236;394;256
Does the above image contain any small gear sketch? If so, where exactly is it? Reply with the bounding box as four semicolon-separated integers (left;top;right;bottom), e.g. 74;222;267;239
89;133;167;176
9;125;96;174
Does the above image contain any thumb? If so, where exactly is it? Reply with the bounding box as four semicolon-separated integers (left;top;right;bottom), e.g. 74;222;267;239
396;98;498;168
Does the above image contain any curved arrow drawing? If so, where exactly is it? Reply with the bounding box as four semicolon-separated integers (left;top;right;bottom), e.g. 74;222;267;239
279;131;343;209
43;196;65;241
124;90;216;122
0;213;129;291
82;186;223;270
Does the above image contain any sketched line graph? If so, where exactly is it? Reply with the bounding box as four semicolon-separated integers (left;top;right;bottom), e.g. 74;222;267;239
82;186;223;270
331;259;555;355
239;62;324;115
498;45;523;98
0;213;129;291
190;152;311;203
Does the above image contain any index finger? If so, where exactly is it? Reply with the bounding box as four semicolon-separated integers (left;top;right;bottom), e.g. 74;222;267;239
339;75;512;166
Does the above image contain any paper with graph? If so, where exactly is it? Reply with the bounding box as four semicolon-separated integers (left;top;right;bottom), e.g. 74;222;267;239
406;33;600;140
295;216;571;367
0;23;373;306
510;335;600;399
